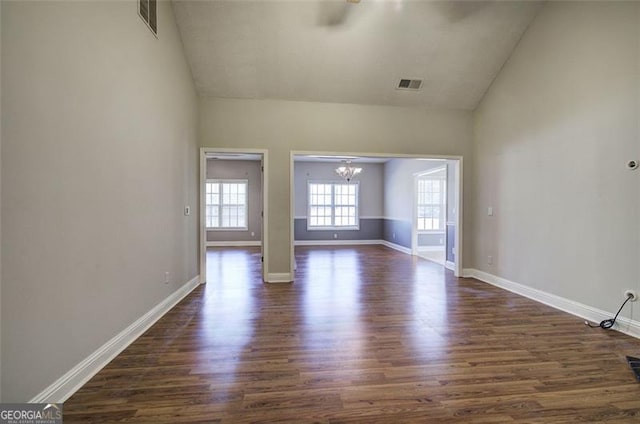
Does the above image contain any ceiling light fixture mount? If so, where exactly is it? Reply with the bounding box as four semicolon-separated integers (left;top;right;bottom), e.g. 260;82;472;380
335;160;362;182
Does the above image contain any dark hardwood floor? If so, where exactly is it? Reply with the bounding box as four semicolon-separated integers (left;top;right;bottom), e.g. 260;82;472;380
64;245;640;423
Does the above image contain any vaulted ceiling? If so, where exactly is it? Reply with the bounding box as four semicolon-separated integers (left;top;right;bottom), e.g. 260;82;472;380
173;0;542;110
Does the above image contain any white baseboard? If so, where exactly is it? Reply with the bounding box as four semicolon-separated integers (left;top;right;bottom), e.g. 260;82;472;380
294;239;382;246
463;268;640;339
30;275;201;403
206;241;261;247
445;260;455;271
380;240;412;255
266;273;293;283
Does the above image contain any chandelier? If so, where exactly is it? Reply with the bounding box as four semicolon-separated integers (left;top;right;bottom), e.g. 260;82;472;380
335;160;362;182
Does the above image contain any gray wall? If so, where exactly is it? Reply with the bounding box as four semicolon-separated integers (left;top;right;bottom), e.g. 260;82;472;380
383;219;412;248
383;159;449;248
1;1;198;401
446;225;456;262
294;161;383;241
295;218;383;241
206;159;262;242
418;233;445;247
200;98;473;276
472;2;640;316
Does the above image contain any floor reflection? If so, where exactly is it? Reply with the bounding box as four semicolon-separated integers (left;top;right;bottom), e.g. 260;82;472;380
199;247;261;377
297;248;363;353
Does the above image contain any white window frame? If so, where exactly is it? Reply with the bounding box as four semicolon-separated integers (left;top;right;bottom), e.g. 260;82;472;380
307;180;360;231
206;179;249;231
416;175;446;233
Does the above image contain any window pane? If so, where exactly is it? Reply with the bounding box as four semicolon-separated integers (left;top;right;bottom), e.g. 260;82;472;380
308;182;358;228
209;181;248;228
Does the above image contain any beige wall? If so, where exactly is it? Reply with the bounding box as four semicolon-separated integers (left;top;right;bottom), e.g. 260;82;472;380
0;0;3;402
1;1;198;401
199;98;473;275
472;2;640;314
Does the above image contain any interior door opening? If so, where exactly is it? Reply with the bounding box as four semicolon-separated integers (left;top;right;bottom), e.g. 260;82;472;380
413;166;447;266
200;148;268;284
290;152;463;277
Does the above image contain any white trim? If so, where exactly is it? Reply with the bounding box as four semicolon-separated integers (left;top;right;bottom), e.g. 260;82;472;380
261;153;269;282
380;240;412;255
266;273;293;283
414;166;447;178
463;268;640;339
30;275;201;403
199;150;206;283
445;260;455;271
454;159;462;277
294;239;382;246
200;148;269;284
206;241;261;247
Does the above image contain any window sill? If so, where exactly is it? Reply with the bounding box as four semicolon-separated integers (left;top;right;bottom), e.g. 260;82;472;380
207;227;249;232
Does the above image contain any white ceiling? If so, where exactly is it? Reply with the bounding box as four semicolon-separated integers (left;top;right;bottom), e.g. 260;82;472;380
173;0;542;110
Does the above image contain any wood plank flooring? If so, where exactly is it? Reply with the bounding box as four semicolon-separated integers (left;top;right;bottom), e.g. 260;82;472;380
64;245;640;423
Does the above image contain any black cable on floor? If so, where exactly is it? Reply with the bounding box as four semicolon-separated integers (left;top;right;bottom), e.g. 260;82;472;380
585;294;634;329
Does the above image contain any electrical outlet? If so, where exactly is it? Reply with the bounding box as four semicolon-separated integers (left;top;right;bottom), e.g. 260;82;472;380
184;206;191;216
392;233;396;239
164;272;170;284
487;207;493;216
625;290;638;301
333;233;338;239
251;232;255;237
487;255;493;265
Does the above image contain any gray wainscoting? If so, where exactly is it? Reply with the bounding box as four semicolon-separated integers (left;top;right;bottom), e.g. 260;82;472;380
446;224;456;262
382;219;412;248
294;218;383;241
417;232;445;246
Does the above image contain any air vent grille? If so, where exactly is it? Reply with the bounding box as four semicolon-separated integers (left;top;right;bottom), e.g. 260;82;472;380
139;0;157;36
397;78;423;91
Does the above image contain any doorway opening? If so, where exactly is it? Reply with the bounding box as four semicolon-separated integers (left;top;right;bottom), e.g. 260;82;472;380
290;152;462;277
200;148;269;283
413;166;448;267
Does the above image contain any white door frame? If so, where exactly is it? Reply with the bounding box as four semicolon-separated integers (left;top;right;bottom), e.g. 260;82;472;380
200;147;269;283
290;151;463;277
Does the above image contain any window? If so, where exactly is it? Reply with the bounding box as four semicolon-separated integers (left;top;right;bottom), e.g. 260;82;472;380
417;176;446;231
206;180;248;230
139;0;157;36
308;182;359;229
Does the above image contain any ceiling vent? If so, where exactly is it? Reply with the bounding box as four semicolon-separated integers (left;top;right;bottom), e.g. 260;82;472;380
139;0;157;36
397;78;423;91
